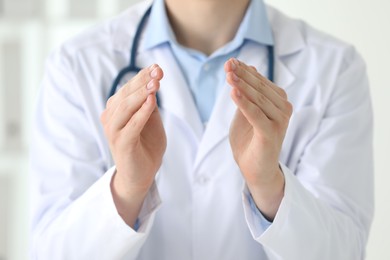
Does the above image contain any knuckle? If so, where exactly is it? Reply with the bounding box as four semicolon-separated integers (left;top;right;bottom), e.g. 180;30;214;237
278;111;291;129
118;85;129;97
118;91;146;114
104;124;115;137
256;93;268;105
278;88;288;99
258;82;266;93
118;99;130;113
106;96;115;108
242;98;254;113
139;68;151;83
284;100;293;116
280;113;290;126
122;70;151;96
251;104;262;117
120;77;138;97
129;118;139;130
133;87;146;102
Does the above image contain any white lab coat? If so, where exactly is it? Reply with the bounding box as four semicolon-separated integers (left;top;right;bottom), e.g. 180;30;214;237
30;1;374;259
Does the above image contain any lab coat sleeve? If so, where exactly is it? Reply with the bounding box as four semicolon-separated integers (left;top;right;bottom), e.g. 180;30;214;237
242;47;374;259
30;49;161;259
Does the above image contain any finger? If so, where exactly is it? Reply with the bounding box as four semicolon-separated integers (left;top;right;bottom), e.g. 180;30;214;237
107;64;163;110
232;78;284;123
225;58;287;100
107;79;161;131
122;94;157;139
121;64;163;97
104;65;163;124
249;65;257;73
230;87;269;131
226;59;287;112
226;71;288;121
240;60;288;99
108;77;160;124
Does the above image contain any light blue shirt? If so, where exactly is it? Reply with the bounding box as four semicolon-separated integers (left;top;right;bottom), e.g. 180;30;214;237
143;0;273;123
142;0;274;230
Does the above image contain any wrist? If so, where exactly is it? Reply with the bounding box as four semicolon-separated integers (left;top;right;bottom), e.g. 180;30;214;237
247;167;285;221
110;170;152;228
114;165;155;194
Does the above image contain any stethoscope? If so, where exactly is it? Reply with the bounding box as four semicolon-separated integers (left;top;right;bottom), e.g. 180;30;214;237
108;5;275;106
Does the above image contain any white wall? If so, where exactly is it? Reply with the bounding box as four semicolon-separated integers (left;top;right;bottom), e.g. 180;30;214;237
0;0;389;259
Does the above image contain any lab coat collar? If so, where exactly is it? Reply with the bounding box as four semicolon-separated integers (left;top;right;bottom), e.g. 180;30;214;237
266;6;306;57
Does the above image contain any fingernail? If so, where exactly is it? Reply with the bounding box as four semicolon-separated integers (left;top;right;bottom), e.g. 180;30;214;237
147;81;154;90
232;73;239;82
231;59;237;70
150;68;158;78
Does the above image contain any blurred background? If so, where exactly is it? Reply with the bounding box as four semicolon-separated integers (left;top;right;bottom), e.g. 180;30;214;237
0;0;389;259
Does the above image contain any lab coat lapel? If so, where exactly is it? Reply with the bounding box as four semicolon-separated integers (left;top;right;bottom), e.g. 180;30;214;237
267;5;305;89
138;45;204;141
192;78;236;170
274;58;295;89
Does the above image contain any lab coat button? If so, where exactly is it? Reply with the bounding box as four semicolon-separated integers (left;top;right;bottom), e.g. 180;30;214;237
203;63;210;71
197;175;210;185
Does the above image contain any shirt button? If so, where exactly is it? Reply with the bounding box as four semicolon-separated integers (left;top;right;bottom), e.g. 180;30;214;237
203;63;210;71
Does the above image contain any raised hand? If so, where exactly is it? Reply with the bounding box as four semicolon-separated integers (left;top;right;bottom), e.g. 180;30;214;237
100;64;166;227
225;58;293;220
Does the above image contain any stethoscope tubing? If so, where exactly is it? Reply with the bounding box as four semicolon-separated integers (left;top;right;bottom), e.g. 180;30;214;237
108;7;152;100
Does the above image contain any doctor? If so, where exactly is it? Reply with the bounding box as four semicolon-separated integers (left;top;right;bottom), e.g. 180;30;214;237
30;0;374;259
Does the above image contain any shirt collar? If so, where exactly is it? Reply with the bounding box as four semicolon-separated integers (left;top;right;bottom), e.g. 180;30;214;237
142;0;274;51
142;0;175;50
241;0;274;45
